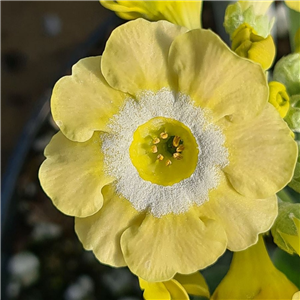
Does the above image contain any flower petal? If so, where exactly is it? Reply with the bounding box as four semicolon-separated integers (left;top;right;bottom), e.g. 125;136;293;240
169;29;268;122
163;280;189;300
200;173;278;251
293;291;300;300
75;184;143;267
153;1;202;29
39;131;113;217
139;278;171;300
174;272;210;298
239;1;273;15
51;56;127;142
101;1;202;29
223;103;297;199
101;19;187;96
120;210;227;282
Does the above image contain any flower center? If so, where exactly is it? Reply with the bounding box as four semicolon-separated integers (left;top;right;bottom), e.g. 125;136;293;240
101;89;229;217
129;117;199;186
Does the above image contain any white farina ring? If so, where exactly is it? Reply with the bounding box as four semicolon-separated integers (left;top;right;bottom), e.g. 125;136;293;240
101;88;229;217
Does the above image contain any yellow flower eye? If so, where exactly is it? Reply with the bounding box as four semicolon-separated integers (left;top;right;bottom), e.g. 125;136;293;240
129;117;199;186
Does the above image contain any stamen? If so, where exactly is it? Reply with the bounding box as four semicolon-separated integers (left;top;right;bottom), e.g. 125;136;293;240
176;145;185;152
157;154;164;161
173;136;181;147
153;138;160;144
173;153;183;160
165;159;172;166
151;145;158;153
160;132;168;139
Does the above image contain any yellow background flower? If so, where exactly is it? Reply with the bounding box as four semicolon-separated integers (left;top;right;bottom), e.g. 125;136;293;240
139;272;209;300
286;1;300;12
39;19;297;281
100;0;202;29
212;236;299;299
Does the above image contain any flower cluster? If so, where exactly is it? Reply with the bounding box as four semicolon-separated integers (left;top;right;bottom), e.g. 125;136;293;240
39;0;300;299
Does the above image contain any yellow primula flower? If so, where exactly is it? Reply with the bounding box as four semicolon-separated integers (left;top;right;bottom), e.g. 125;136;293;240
39;19;297;281
286;1;300;12
139;272;210;300
212;236;299;299
100;0;202;29
268;81;290;118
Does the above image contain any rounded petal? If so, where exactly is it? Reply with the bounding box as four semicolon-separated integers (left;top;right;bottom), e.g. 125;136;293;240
223;103;297;199
200;173;278;251
101;1;202;29
75;184;143;267
39;131;113;217
247;34;275;70
174;272;210;298
293;292;300;300
139;278;171;300
51;56;127;142
120;210;227;282
101;19;187;96
163;280;189;300
169;29;268;122
100;1;148;15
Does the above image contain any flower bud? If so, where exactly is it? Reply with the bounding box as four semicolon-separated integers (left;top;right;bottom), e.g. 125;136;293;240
271;201;300;255
231;24;275;70
139;272;210;300
273;53;300;97
285;107;300;132
224;1;274;38
268;81;290;118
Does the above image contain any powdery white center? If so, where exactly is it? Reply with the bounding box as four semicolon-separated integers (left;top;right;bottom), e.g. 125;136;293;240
101;89;228;217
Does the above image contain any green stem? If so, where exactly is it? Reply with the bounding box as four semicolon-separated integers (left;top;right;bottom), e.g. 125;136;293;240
277;189;293;203
287;5;300;52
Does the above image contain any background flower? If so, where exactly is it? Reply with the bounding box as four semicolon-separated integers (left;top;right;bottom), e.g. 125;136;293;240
224;1;275;69
139;272;209;300
100;0;202;29
286;1;300;12
212;236;299;299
